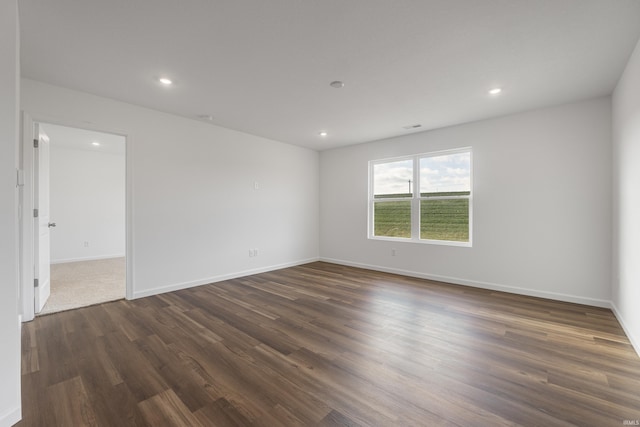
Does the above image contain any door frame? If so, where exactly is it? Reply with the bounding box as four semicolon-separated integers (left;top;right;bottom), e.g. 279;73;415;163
20;111;134;321
33;123;51;313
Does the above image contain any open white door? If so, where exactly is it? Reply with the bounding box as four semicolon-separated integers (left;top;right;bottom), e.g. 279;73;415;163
34;123;52;313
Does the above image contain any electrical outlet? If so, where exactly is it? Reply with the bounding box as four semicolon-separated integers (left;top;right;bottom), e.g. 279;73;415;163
254;248;259;256
391;248;397;256
84;241;89;248
249;249;254;257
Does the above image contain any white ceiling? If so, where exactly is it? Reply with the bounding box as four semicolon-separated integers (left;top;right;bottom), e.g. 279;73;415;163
39;123;126;156
19;0;640;151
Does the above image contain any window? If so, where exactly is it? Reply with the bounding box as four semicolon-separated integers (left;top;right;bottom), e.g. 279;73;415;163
369;148;472;246
371;159;413;238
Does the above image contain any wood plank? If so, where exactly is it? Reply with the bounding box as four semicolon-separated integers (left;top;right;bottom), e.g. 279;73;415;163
48;376;98;427
17;261;640;426
138;388;205;427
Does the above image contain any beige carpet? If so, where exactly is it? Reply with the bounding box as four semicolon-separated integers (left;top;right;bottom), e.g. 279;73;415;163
39;257;126;315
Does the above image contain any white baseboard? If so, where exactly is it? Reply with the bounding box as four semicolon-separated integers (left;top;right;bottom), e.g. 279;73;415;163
319;257;612;308
50;253;125;264
124;256;639;359
610;302;640;358
0;406;21;427
131;257;320;299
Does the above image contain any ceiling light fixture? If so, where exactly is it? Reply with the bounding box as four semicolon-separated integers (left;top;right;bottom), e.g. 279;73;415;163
489;87;502;95
329;81;344;89
92;141;100;146
319;131;328;137
198;114;214;121
159;77;173;85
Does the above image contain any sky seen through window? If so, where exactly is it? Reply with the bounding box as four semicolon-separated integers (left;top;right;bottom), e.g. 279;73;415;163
373;152;470;196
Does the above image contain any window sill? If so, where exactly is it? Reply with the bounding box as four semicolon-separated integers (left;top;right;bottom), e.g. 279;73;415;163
368;235;472;248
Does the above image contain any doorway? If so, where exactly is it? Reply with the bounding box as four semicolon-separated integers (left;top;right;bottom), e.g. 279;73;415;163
20;116;128;320
40;123;126;314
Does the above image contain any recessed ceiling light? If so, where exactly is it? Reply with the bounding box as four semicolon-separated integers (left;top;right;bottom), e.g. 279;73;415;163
489;87;502;95
159;77;173;85
319;131;328;137
329;81;344;89
92;141;100;146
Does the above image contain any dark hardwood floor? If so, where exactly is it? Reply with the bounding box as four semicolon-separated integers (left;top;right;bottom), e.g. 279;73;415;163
18;262;640;426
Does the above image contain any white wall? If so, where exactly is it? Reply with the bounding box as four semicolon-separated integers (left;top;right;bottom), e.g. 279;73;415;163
612;37;640;356
0;1;22;425
21;79;319;299
50;145;125;263
320;97;612;306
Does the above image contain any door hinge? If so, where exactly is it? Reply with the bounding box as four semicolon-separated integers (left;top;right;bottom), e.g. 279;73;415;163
34;279;39;288
33;138;38;148
33;208;39;218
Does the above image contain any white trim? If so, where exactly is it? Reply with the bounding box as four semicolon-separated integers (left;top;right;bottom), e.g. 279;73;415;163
20;112;35;321
610;302;640;358
319;257;611;308
131;257;320;299
0;406;22;427
368;235;472;247
50;254;126;264
7;316;22;427
125;132;134;301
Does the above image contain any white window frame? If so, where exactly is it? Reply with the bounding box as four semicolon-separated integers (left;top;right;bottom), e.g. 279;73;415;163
368;147;472;247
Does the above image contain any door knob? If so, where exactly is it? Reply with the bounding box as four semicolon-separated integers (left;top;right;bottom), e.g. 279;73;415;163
48;222;56;228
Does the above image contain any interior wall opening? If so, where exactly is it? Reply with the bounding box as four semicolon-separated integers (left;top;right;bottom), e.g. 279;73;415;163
34;122;126;315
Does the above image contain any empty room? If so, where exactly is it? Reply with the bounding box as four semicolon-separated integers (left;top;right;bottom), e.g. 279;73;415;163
2;1;640;426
